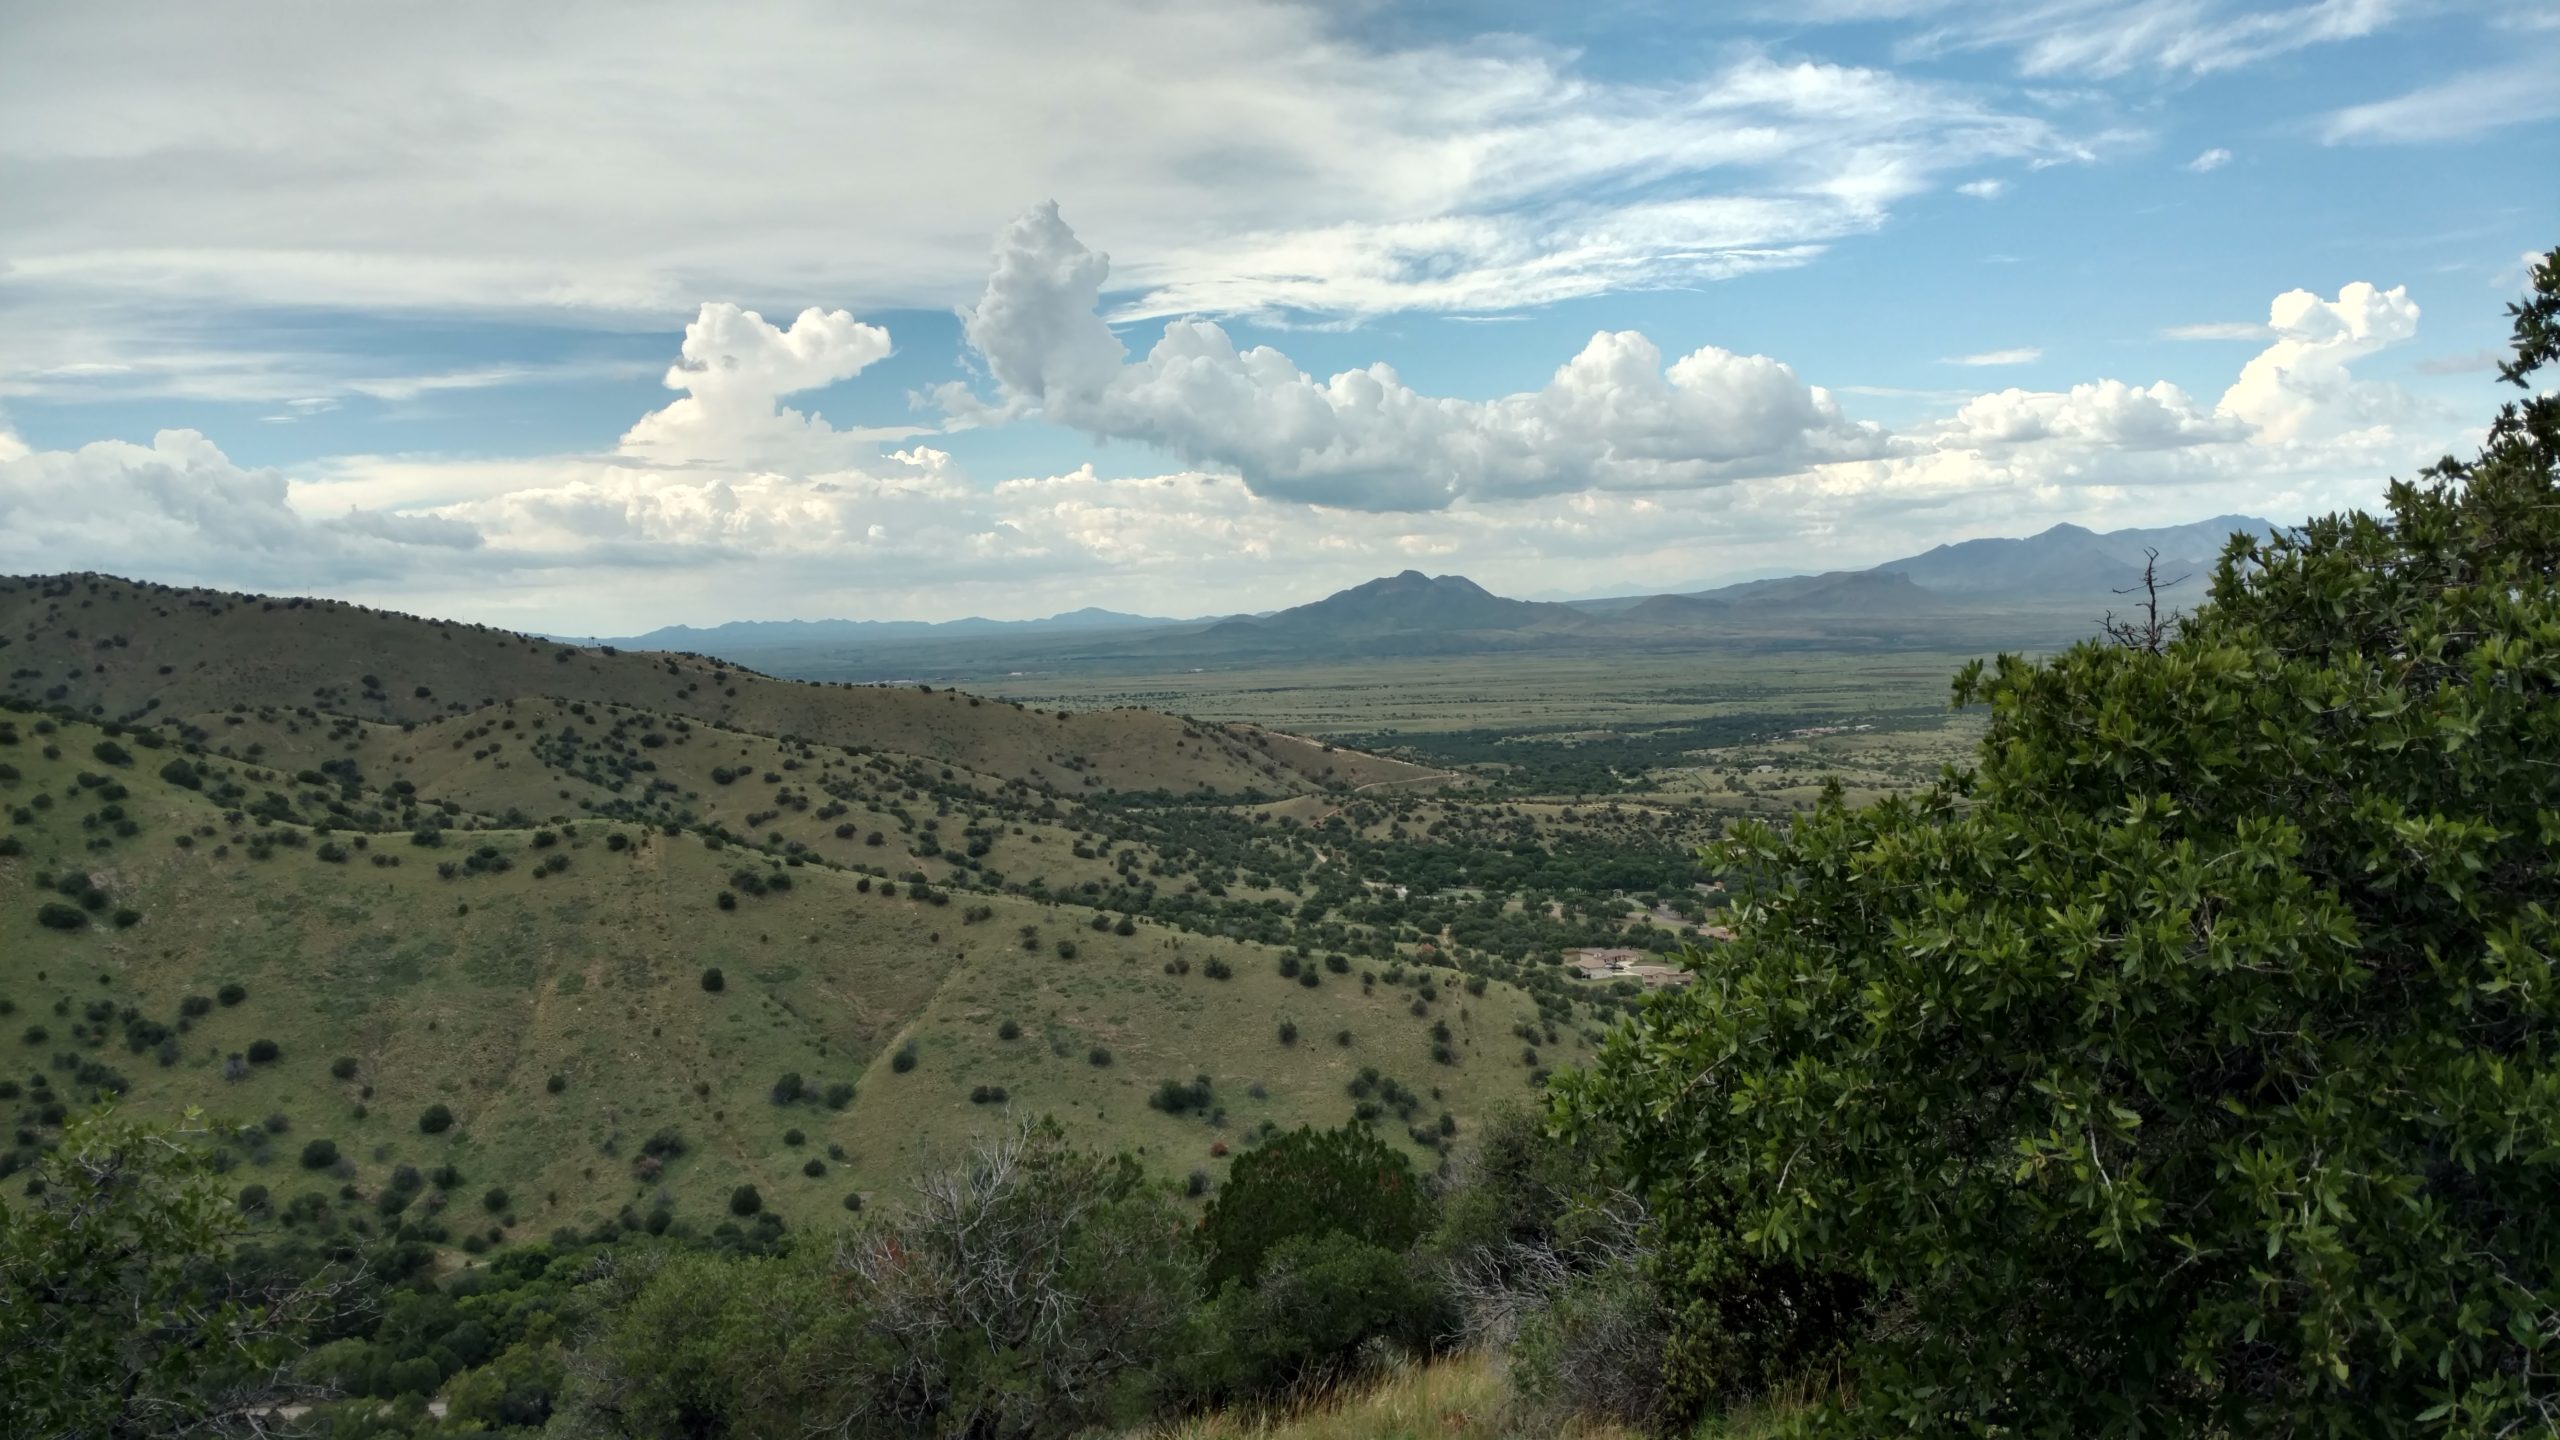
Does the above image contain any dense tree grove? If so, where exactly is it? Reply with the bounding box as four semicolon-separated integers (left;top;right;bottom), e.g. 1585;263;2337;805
6;1109;1641;1440
1561;248;2560;1434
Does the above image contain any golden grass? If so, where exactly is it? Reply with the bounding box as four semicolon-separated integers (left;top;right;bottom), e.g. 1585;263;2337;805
1129;1353;1805;1440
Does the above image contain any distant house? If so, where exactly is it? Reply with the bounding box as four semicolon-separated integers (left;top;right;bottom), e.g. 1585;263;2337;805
1564;946;1688;987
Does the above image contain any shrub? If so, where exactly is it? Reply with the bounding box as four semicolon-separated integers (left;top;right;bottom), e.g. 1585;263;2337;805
1276;1020;1298;1046
1198;1123;1432;1290
802;1157;826;1177
890;1043;918;1074
245;1039;279;1064
1086;1045;1112;1067
699;967;724;993
1179;1232;1448;1404
770;1072;804;1105
1507;1261;1670;1434
35;903;86;931
482;1186;509;1213
216;983;246;1006
996;1018;1021;1041
727;1184;762;1217
546;1072;566;1094
782;1128;805;1147
822;1080;855;1109
299;1139;339;1169
1560;262;2560;1435
329;1057;359;1080
418;1103;454;1134
1148;1075;1214;1115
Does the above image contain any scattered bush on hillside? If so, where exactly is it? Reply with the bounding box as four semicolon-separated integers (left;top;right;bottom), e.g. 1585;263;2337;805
418;1104;454;1135
698;968;724;993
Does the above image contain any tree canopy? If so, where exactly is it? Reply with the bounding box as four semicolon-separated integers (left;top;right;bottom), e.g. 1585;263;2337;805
1560;247;2560;1436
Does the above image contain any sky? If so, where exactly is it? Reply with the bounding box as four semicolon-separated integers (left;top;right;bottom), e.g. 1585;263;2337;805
1;1;2553;633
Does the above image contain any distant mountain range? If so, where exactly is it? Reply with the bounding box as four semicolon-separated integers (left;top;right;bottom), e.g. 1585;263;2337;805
586;606;1182;649
580;513;2279;674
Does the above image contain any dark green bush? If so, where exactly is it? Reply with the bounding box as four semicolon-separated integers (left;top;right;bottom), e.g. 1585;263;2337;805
36;903;86;931
1178;1232;1448;1405
728;1184;762;1217
299;1139;339;1169
245;1039;279;1064
699;968;724;993
418;1103;454;1134
1198;1124;1432;1291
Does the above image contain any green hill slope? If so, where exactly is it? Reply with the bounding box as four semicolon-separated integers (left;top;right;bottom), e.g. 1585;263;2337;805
0;578;1588;1251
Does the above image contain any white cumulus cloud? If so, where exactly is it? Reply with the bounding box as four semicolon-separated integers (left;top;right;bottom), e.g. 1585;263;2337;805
0;429;485;586
944;204;1889;511
618;303;904;467
2186;146;2233;171
2219;281;2419;440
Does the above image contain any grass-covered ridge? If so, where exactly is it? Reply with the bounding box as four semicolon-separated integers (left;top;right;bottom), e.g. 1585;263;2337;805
0;595;1599;1235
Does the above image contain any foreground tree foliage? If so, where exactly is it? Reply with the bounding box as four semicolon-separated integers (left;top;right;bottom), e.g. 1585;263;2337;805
0;1109;354;1439
1561;248;2560;1435
560;1119;1201;1439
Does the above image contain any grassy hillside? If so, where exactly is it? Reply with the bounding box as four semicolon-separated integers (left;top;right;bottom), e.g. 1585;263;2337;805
0;573;1436;797
0;575;1592;1252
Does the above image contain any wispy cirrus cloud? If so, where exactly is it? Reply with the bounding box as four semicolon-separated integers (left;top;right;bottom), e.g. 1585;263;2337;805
2161;321;2273;340
0;0;2093;343
1885;0;2408;78
2322;58;2560;143
1943;347;2043;366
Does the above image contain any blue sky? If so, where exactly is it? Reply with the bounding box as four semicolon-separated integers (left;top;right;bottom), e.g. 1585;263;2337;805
1;0;2552;631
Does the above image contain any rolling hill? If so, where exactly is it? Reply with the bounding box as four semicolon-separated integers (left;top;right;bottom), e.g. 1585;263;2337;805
0;572;1608;1245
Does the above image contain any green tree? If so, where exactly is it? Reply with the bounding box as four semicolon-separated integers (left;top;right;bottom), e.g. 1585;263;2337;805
1560;250;2560;1435
0;1108;348;1438
1197;1124;1432;1291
